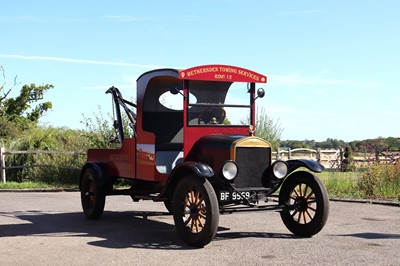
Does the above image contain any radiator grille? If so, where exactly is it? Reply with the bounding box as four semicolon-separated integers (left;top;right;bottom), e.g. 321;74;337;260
234;147;270;188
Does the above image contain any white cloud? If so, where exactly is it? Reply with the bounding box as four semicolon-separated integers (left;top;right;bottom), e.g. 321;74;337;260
0;54;176;69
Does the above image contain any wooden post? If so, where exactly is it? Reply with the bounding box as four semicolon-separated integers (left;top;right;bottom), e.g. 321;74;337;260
276;148;280;160
0;147;6;183
317;148;321;163
288;148;291;160
339;147;344;169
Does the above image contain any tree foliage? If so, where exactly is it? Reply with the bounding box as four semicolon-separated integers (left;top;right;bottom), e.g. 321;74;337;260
81;105;133;148
255;107;283;149
280;137;400;156
241;107;283;149
0;66;53;136
2;83;53;123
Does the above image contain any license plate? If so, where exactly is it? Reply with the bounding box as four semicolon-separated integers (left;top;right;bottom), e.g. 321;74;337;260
219;191;252;202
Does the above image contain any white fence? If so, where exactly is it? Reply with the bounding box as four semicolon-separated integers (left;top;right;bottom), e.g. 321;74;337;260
274;148;400;168
273;148;342;169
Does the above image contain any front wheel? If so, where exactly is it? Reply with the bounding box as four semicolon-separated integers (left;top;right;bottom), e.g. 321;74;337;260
80;166;106;220
164;199;173;214
279;171;329;236
172;175;219;247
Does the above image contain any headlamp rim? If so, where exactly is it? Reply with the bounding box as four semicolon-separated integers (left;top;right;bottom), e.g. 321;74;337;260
221;160;238;181
272;160;288;179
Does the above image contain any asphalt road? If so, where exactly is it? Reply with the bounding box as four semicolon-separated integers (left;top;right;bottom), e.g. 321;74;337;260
0;192;399;266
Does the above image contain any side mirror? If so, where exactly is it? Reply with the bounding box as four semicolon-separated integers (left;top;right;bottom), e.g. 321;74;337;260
170;86;186;99
257;88;265;98
170;87;180;95
254;88;265;101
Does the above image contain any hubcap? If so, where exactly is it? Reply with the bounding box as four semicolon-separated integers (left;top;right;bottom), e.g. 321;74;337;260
85;177;95;207
295;197;308;211
288;183;317;224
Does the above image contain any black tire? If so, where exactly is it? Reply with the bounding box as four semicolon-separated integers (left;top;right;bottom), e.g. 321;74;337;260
80;166;106;220
279;171;329;237
172;175;219;247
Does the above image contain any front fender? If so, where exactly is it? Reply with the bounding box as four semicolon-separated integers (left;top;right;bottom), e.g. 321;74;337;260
286;159;324;174
155;161;214;201
171;161;215;178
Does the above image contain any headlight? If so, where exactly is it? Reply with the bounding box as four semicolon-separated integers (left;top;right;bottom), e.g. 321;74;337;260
222;161;238;181
272;161;288;179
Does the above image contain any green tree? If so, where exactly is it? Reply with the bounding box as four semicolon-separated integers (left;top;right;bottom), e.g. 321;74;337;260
384;137;400;151
361;137;388;160
2;83;53;123
0;66;53;136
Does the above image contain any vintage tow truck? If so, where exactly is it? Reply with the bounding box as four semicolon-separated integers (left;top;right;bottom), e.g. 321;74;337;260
80;64;329;247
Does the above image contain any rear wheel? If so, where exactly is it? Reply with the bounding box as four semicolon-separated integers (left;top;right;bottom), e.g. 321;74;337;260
80;166;106;220
172;175;219;247
279;171;329;236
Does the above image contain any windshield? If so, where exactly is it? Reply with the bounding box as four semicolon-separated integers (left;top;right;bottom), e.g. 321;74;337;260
187;81;251;126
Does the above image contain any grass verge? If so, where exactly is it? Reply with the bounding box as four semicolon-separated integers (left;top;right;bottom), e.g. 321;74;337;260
320;169;399;202
0;181;78;190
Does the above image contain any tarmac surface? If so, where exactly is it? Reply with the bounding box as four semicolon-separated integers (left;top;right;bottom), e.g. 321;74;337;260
0;191;399;266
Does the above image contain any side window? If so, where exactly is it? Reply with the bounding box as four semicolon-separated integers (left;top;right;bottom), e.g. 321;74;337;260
159;91;197;110
159;91;183;110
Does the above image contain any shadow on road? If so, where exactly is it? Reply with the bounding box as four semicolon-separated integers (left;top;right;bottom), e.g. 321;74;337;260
0;210;188;250
215;231;299;241
0;210;297;249
337;232;400;239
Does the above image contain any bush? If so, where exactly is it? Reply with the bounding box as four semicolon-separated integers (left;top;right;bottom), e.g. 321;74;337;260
3;126;88;184
80;105;133;148
357;162;400;199
341;146;355;172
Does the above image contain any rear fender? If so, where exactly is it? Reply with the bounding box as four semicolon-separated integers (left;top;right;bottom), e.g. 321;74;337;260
155;162;214;201
79;162;110;191
286;159;324;174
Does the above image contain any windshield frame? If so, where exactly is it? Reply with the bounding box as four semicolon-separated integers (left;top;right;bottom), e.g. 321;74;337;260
185;80;255;127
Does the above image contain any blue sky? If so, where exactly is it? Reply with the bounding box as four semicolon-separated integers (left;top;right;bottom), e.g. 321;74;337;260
1;0;399;141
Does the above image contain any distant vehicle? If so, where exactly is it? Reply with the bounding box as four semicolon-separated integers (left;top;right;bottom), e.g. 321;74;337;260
80;65;329;247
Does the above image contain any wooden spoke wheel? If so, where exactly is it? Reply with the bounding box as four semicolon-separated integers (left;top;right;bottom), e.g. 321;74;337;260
279;171;329;237
173;175;219;247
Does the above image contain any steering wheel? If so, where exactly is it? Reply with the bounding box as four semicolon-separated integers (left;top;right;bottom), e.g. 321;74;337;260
198;107;226;125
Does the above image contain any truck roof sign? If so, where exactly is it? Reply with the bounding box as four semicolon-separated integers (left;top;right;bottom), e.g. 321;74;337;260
179;64;267;83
